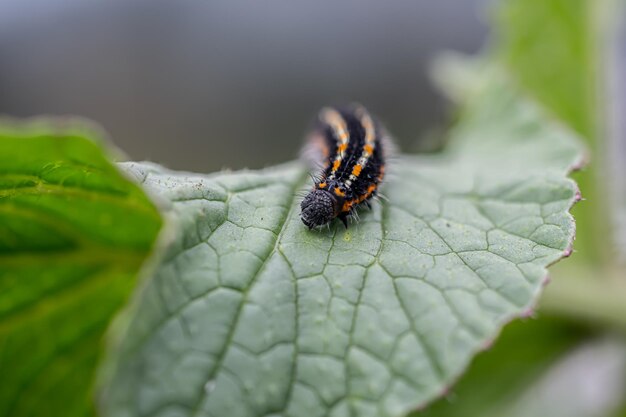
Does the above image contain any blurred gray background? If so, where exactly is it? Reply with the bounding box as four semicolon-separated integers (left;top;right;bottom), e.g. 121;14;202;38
0;0;488;172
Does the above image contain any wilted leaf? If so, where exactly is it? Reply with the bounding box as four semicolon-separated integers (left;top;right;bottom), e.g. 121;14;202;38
0;120;162;417
99;63;583;417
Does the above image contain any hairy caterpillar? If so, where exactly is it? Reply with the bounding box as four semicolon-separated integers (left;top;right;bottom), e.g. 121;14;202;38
300;105;389;229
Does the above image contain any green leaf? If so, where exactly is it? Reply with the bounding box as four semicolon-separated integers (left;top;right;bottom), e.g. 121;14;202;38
0;119;162;417
99;63;583;417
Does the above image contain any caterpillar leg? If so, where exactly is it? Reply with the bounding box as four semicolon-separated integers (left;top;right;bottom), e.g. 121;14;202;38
338;214;349;229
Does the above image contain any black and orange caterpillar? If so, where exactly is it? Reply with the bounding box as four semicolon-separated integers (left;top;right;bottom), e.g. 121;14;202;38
300;105;389;229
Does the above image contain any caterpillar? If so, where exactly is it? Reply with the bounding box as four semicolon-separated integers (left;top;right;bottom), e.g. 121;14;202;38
300;104;389;229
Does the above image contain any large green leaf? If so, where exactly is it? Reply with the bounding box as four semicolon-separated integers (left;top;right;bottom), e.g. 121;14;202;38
0;119;162;417
99;63;583;417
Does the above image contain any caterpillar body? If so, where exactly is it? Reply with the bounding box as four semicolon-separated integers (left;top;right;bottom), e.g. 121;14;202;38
300;104;389;229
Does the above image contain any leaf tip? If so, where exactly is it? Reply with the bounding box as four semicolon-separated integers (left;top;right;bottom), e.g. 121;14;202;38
520;307;537;319
574;190;583;203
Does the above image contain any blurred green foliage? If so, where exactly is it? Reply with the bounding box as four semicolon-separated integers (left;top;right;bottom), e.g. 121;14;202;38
419;318;591;417
0;121;162;417
496;0;596;139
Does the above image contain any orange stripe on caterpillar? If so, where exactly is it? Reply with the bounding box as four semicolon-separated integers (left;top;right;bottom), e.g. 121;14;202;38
334;187;346;197
341;182;378;213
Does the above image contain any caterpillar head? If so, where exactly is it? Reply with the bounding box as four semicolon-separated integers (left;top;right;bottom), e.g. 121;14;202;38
300;189;341;229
